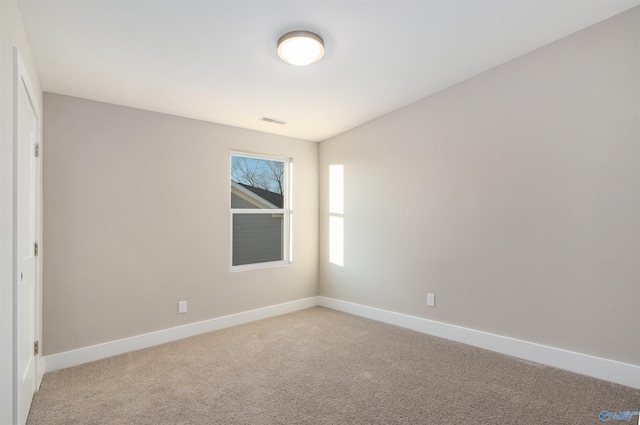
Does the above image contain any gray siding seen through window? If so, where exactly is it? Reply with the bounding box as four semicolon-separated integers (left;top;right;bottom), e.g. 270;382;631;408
232;211;284;266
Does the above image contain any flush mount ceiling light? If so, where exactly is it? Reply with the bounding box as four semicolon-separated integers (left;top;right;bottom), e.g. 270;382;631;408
277;31;324;66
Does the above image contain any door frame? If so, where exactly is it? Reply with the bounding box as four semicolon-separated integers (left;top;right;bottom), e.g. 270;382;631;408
12;46;42;424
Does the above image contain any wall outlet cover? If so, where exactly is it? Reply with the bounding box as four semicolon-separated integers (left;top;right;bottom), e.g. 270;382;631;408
427;293;435;307
178;301;187;314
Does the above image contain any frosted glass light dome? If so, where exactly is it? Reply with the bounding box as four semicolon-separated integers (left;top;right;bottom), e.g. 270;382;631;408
277;31;324;66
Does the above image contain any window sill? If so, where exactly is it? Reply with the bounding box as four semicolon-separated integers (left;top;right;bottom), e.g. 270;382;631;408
230;260;292;273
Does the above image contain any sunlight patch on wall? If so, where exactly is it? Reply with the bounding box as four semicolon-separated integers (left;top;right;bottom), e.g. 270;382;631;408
329;165;344;266
329;164;344;214
329;216;344;266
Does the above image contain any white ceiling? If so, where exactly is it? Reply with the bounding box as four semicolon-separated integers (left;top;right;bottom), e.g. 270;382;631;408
18;0;640;142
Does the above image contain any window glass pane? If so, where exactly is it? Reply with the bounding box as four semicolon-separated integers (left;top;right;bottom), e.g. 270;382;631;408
231;156;284;209
232;213;284;266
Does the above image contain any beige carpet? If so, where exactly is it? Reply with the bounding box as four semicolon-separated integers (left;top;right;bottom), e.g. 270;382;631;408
28;307;639;424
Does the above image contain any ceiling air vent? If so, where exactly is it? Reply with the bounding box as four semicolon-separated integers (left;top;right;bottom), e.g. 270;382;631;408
259;116;287;125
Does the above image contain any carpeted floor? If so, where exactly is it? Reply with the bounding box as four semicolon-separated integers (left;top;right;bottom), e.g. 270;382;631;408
28;307;639;424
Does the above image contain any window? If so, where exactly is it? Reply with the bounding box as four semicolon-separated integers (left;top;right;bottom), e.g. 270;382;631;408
230;153;291;270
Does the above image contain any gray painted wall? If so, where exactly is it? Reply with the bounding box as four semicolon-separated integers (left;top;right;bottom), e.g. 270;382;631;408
43;93;318;355
319;7;639;365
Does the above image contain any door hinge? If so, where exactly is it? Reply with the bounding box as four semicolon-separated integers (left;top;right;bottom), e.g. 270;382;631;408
35;143;40;158
34;242;38;256
34;341;39;355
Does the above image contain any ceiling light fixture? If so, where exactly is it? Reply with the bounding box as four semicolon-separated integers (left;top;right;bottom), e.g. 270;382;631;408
277;31;324;66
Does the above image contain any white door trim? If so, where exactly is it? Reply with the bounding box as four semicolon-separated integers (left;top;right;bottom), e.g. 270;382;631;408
12;46;41;425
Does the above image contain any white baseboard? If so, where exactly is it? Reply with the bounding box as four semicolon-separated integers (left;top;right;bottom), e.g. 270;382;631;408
318;296;640;389
44;295;639;389
44;297;320;373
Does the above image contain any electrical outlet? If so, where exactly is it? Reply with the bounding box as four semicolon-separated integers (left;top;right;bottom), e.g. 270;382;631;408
427;293;435;307
178;300;187;314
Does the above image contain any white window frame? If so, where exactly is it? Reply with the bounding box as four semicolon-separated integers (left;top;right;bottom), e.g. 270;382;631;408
230;151;292;271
